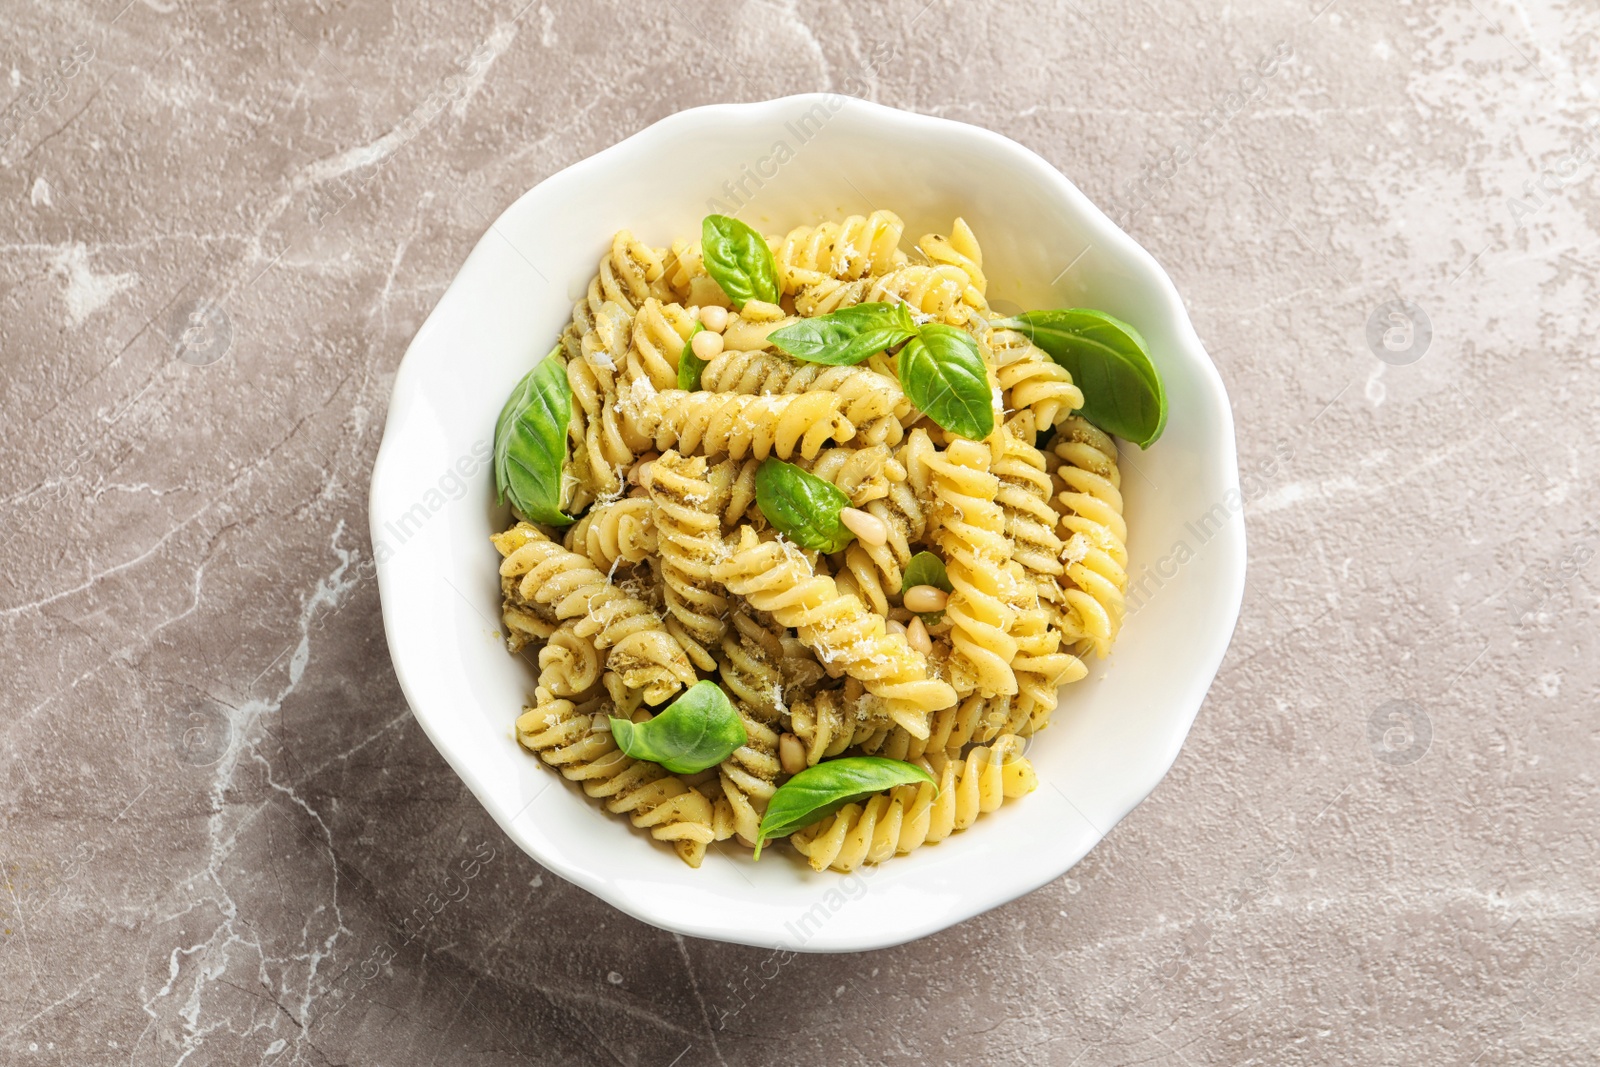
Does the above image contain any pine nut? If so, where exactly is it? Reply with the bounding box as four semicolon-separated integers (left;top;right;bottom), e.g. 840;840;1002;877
903;585;949;614
691;329;725;360
698;305;729;332
838;506;888;545
627;452;660;485
906;616;933;654
779;732;806;776
885;618;907;636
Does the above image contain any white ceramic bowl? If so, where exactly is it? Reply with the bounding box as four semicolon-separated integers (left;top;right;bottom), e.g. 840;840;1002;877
370;94;1245;952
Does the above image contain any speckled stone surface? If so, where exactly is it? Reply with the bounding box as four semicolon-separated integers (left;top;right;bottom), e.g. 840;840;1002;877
3;0;1597;1063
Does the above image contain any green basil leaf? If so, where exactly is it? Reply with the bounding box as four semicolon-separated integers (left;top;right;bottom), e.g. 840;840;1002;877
768;302;918;366
609;681;747;775
900;551;952;595
897;324;994;440
702;214;778;309
753;756;936;859
754;458;854;553
678;321;708;391
899;550;951;625
1006;309;1167;448
493;347;574;526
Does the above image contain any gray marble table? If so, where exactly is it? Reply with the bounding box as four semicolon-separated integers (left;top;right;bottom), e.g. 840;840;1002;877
4;1;1596;1063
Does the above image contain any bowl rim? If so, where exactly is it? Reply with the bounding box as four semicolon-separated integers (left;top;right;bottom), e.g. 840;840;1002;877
370;92;1246;951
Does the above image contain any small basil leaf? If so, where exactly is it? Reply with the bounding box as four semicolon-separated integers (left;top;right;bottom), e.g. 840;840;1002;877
897;324;994;440
608;681;747;775
493;347;574;526
754;458;854;553
899;550;951;625
702;214;778;309
768;302;918;366
678;321;708;391
900;551;953;595
753;756;936;859
1006;309;1167;448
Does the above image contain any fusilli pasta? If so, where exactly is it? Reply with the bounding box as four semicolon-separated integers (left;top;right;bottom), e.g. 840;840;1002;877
490;209;1144;870
626;298;698;393
494;522;696;704
1053;416;1129;658
714;526;956;738
623;388;856;461
699;348;910;434
516;686;717;867
922;434;1019;697
647;451;730;671
789;736;1036;871
564;497;656;573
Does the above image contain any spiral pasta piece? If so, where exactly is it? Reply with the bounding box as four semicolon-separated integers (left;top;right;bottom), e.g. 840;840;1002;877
794;444;905;508
1053;417;1128;657
705;456;761;530
699;349;910;430
493;522;696;704
720;311;794;353
516;687;716;867
788;736;1036;871
788;683;892;765
500;596;557;652
489;523;560;651
850;693;1004;761
626;298;698;392
717;609;786;718
564;300;636;493
922;435;1018;697
847;430;937;596
661;237;703;304
917;218;987;301
622;389;856;461
796;264;972;321
719;700;782;844
994;413;1066;601
834;543;893;616
537;621;603;697
564;497;656;572
775;210;907;292
596;230;674;313
828;210;909;279
714;527;955;737
1007;593;1085;734
791;685;1012;764
986;323;1085;431
646;451;731;672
